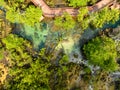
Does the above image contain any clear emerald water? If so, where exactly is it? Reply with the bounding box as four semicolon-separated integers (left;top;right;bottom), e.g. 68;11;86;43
13;22;49;50
13;19;120;52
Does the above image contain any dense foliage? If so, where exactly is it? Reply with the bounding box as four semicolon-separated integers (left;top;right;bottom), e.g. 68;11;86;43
6;5;42;26
0;34;51;89
77;7;120;30
0;0;42;26
83;36;118;71
67;0;96;7
90;8;120;28
54;13;76;30
77;7;89;30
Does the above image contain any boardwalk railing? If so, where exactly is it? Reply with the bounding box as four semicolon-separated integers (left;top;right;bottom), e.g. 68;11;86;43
31;0;118;17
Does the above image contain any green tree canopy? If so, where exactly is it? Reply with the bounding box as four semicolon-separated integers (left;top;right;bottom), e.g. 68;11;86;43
90;8;120;28
77;7;120;30
0;0;5;6
6;58;51;90
67;0;90;7
1;34;51;90
2;34;33;67
67;0;96;7
23;5;42;26
2;34;24;50
54;13;76;30
83;36;118;72
77;7;89;30
6;0;42;26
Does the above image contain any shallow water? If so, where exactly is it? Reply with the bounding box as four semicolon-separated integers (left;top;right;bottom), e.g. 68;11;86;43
13;18;120;54
13;23;49;50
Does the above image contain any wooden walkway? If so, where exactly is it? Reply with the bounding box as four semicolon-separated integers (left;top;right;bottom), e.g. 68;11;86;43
31;0;119;17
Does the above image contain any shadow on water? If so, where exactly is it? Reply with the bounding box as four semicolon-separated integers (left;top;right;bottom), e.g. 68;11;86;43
79;19;120;49
103;19;120;29
12;22;49;51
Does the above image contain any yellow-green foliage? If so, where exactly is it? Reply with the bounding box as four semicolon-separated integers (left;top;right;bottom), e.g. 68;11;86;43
0;0;5;6
78;7;88;21
77;7;89;30
54;13;76;30
91;8;120;28
77;7;120;30
1;34;51;89
59;55;69;64
6;3;42;26
67;0;97;7
3;0;42;26
23;5;42;26
83;36;118;72
2;34;24;50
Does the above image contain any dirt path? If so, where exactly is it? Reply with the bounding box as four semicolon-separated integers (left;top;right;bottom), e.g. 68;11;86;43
31;0;118;17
